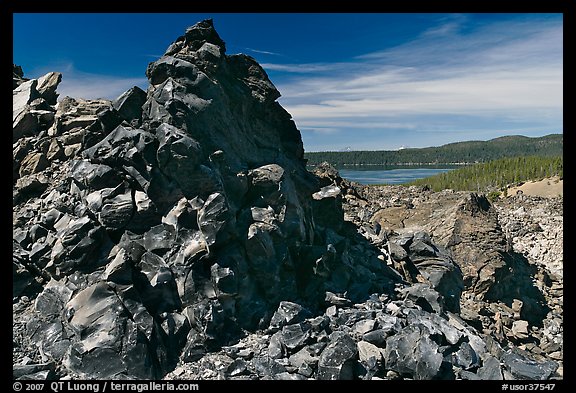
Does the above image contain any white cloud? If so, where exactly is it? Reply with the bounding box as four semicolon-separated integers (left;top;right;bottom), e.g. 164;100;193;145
58;75;148;101
420;14;468;38
28;63;148;101
300;127;340;134
299;120;416;129
261;62;349;74
267;16;563;150
245;47;285;57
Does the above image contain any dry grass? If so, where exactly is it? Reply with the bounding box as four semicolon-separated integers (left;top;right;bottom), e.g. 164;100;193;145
504;176;563;198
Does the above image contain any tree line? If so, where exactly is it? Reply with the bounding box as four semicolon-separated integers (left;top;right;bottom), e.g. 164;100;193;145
405;155;563;194
305;134;563;167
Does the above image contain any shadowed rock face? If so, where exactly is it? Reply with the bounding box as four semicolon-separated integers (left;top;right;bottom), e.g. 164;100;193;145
13;20;561;381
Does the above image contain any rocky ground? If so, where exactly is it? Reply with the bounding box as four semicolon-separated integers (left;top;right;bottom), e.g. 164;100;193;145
340;178;563;378
161;173;564;381
13;19;563;381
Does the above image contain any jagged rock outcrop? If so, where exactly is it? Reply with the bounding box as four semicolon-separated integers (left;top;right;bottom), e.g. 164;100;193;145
13;20;401;380
13;64;27;88
13;20;561;381
13;65;62;143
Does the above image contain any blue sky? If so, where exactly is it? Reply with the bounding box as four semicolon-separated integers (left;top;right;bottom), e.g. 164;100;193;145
13;13;563;152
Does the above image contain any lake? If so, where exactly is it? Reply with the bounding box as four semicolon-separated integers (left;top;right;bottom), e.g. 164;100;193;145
337;166;457;185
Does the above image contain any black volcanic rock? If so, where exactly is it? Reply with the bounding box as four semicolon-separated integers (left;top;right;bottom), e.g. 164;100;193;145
13;19;562;381
112;86;147;125
383;323;443;380
316;331;358;380
13;64;27;88
12;20;401;379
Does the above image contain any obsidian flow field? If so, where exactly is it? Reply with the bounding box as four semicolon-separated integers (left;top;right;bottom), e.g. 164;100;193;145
13;20;563;380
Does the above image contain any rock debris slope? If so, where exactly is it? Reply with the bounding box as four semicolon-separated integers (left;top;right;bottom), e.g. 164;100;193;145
13;20;561;381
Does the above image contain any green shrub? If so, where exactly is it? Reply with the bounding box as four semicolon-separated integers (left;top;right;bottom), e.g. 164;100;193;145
487;191;501;202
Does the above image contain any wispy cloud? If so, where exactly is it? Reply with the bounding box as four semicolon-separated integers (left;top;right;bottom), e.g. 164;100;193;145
245;47;285;57
59;75;148;101
261;62;350;74
300;127;340;134
268;16;562;151
29;63;148;101
420;14;469;38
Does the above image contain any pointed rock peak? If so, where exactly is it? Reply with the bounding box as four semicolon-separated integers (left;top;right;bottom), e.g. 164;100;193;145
185;19;225;48
164;18;226;57
13;64;25;79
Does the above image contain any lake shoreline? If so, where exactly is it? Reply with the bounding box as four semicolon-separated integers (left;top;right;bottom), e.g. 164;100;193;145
307;162;471;167
331;166;457;185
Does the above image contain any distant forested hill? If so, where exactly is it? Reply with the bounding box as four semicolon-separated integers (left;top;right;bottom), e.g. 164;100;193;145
304;134;563;167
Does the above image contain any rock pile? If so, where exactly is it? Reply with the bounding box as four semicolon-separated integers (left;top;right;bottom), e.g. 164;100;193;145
494;195;563;367
13;20;562;381
340;180;563;378
165;295;557;381
13;65;61;143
